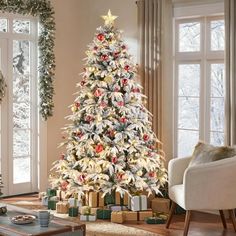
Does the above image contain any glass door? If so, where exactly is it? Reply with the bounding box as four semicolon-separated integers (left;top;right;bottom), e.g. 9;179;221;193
0;15;38;195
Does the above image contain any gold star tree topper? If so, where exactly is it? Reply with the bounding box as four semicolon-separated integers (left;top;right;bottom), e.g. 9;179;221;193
101;10;118;26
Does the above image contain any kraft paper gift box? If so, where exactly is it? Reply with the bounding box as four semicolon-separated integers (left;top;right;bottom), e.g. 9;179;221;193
80;206;91;215
68;207;78;217
41;196;48;206
68;198;81;208
123;211;137;221
128;195;147;211
80;214;96;221
47;188;57;197
56;190;67;201
111;211;124;224
151;198;170;213
56;201;69;214
96;208;112;219
138;210;153;221
115;192;129;205
88;192;104;207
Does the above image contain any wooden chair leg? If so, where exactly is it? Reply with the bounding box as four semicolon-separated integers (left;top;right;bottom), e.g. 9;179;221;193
166;201;177;229
183;210;191;236
219;210;227;229
229;209;236;232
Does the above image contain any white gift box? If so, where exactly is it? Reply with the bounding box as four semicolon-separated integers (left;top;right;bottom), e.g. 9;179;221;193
41;196;48;206
128;195;147;211
80;214;96;221
68;198;81;207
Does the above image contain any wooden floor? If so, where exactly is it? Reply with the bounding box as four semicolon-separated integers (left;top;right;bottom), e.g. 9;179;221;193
2;194;236;236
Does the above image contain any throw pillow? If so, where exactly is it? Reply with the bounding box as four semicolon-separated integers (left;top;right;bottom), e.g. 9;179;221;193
189;141;236;166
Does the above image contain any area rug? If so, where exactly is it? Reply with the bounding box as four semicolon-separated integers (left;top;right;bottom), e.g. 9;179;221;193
2;201;162;236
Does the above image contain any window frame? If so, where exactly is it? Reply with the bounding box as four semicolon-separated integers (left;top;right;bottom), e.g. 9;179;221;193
0;13;47;195
173;14;225;157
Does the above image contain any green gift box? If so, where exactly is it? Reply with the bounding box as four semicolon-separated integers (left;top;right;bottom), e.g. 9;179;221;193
69;207;78;217
104;191;115;205
97;209;112;219
145;217;166;224
47;188;57;197
48;200;58;210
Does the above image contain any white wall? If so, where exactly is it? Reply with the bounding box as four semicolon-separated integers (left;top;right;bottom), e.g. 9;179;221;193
46;0;137;186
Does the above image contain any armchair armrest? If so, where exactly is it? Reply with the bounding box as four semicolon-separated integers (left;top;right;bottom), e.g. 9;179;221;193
168;156;191;188
184;156;236;210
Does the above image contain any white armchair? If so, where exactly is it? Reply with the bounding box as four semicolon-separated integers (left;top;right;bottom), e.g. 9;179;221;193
166;156;236;236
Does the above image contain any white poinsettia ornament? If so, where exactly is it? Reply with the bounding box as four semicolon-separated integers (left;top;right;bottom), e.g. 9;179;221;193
50;10;167;198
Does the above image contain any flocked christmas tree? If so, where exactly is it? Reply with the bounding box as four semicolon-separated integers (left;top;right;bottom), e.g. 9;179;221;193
50;10;167;199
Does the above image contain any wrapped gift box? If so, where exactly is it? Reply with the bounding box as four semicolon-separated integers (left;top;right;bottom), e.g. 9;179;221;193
80;214;96;221
96;208;112;219
47;188;57;197
104;191;115;205
88;192;104;208
56;190;67;200
80;206;91;215
138;210;153;221
48;199;58;210
111;211;124;224
128;195;147;211
68;207;79;217
145;216;166;224
56;201;69;214
41;196;48;206
109;205;128;212
90;208;98;215
151;198;170;213
115;192;129;205
38;192;46;200
123;211;137;221
142;191;155;208
68;198;81;208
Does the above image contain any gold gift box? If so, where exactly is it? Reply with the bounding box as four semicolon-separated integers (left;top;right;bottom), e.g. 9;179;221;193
138;210;153;221
111;211;124;224
115;192;129;205
151;198;170;213
88;192;104;208
56;201;69;214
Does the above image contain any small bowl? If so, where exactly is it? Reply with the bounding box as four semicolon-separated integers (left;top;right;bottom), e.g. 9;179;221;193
0;206;7;215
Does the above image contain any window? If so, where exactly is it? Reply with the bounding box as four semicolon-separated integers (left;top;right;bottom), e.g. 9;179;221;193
174;15;225;157
0;14;39;195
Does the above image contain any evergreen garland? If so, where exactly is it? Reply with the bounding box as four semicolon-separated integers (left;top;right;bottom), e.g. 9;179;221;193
0;70;6;103
0;0;56;120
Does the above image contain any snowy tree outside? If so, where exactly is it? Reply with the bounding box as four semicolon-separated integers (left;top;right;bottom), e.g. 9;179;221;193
176;18;225;157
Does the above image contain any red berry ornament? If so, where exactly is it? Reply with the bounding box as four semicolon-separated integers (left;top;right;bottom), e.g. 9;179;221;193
122;78;128;85
143;134;149;141
61;181;68;191
120;117;127;123
94;89;102;97
95;144;104;153
148;172;156;178
101;54;109;61
117;101;124;106
124;65;130;71
97;33;105;41
112;156;118;163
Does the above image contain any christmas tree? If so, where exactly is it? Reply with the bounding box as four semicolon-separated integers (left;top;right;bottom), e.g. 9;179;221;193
50;10;167;199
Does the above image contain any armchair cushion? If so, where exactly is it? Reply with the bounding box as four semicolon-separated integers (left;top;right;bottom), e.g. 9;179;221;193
189;141;236;167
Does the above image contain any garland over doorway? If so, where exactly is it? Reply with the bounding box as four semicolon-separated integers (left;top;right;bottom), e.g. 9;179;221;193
0;0;56;120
